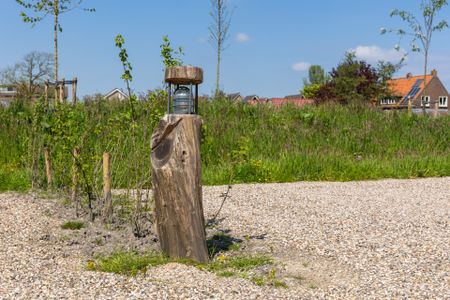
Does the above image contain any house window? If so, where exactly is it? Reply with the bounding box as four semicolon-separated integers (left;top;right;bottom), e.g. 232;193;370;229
421;96;430;107
381;99;396;105
439;96;448;108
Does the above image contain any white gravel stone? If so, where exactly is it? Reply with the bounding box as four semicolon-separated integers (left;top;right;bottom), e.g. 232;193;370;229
0;177;449;299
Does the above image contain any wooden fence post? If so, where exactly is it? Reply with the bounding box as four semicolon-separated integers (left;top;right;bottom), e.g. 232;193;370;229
102;152;113;221
54;81;58;103
59;78;65;103
44;147;53;189
151;114;209;263
72;77;78;105
72;148;81;217
407;97;412;116
44;80;49;107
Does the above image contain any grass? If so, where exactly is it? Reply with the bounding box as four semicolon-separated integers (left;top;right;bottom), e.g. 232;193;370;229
61;220;85;230
87;251;171;276
87;250;287;287
0;98;449;192
0;167;30;192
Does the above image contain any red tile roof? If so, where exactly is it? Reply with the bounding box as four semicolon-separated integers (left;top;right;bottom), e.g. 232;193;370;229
387;74;434;100
270;98;314;108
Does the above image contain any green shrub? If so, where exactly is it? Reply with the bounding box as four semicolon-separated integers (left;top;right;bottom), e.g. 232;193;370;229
61;220;85;230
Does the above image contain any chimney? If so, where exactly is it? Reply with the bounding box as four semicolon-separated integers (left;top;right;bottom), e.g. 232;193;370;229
431;69;437;77
406;72;413;79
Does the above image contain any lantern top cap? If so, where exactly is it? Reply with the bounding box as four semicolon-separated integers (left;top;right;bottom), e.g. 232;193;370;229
165;66;203;85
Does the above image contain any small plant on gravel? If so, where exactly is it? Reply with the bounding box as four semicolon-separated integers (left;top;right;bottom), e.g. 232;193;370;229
87;251;170;276
61;220;85;230
87;251;285;287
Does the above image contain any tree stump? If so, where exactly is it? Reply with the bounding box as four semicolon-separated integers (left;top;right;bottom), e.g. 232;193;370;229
151;114;209;263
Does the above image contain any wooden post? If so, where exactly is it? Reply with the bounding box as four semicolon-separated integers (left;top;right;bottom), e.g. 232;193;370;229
72;148;81;217
59;78;65;103
151;114;209;263
102;152;113;221
54;81;58;103
44;80;49;107
72;77;77;104
407;97;412;116
44;147;53;189
31;143;39;190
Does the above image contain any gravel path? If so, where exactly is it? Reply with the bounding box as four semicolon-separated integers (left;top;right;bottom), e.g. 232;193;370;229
1;177;449;299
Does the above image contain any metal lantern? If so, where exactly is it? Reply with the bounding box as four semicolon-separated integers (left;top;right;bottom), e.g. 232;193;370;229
165;66;203;115
173;86;194;114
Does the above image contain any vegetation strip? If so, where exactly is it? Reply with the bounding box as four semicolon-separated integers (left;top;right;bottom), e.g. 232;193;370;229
87;251;286;287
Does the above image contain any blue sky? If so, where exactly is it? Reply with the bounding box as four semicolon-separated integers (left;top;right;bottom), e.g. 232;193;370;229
1;0;449;98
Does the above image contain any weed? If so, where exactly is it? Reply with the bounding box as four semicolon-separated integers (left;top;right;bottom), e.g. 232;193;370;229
61;220;85;230
94;237;104;246
88;250;278;287
216;271;235;277
309;283;318;289
88;251;170;276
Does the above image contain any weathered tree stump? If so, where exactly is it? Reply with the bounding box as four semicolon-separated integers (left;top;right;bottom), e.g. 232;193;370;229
151;114;209;263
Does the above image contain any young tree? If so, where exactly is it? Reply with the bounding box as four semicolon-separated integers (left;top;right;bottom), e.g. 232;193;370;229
377;60;403;99
302;65;330;99
160;35;184;69
303;65;328;86
16;0;94;82
0;51;54;97
382;0;448;113
209;0;232;98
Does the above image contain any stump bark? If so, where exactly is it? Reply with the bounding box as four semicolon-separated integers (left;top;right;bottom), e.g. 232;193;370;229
151;114;208;263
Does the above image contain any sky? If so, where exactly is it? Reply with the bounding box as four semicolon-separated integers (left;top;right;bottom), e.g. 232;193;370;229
1;0;450;98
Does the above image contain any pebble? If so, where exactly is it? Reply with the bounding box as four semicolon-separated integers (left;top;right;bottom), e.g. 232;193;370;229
0;177;449;299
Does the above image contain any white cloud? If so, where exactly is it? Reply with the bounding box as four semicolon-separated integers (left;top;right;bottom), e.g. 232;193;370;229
291;62;311;72
351;45;406;63
236;33;250;42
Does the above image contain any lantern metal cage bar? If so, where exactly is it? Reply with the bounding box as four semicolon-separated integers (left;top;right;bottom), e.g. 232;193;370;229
167;83;199;115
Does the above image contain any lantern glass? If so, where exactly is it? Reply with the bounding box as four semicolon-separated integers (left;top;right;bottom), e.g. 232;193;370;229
172;86;194;114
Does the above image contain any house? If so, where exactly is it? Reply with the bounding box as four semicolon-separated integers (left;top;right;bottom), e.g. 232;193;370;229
270;97;314;108
243;95;259;104
0;85;17;106
227;92;243;103
284;94;304;99
104;88;128;101
381;70;449;111
244;95;271;105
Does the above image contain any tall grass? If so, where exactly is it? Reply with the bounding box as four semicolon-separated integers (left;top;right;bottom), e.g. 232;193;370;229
200;100;449;184
0;97;449;192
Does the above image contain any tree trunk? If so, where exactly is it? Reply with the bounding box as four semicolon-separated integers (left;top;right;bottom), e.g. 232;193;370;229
216;46;221;98
54;0;59;82
72;147;80;217
422;51;428;115
151;115;209;263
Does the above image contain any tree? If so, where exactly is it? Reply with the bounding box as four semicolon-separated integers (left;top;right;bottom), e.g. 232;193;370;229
377;60;403;99
0;51;54;98
209;0;232;98
16;0;94;81
382;0;448;113
315;52;382;105
303;65;328;86
160;35;184;69
301;65;330;99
